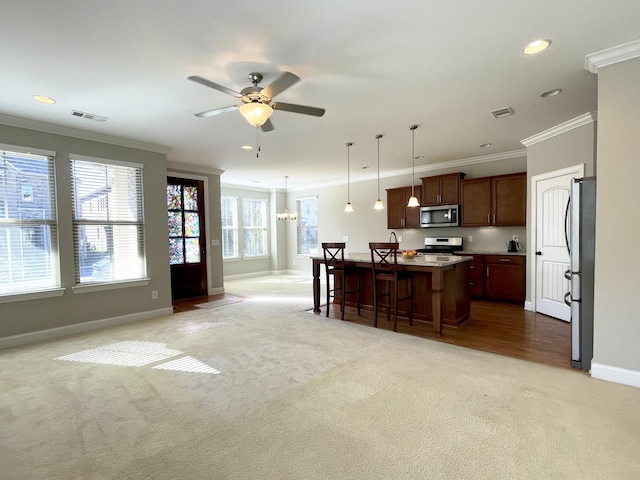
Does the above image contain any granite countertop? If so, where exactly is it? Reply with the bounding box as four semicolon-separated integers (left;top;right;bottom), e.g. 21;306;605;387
454;251;527;256
347;252;473;267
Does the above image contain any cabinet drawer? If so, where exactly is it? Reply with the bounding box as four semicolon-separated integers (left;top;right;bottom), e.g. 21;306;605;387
485;255;524;265
469;263;485;281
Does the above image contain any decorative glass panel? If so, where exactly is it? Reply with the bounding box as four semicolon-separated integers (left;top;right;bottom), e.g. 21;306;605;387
184;186;198;211
167;185;181;210
185;238;200;263
169;238;184;265
167;211;183;237
184;212;199;237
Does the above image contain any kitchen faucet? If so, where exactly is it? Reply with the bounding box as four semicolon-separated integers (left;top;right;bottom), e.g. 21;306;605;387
389;231;397;243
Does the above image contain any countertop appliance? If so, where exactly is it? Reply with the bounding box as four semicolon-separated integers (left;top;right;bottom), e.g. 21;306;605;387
417;236;463;254
564;177;596;371
420;204;459;228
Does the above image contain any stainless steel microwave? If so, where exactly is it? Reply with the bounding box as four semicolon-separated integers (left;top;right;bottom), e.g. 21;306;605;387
420;204;460;228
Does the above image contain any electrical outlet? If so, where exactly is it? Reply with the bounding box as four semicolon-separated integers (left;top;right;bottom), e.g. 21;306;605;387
512;235;519;242
468;235;473;242
398;235;403;242
343;236;349;242
151;290;158;300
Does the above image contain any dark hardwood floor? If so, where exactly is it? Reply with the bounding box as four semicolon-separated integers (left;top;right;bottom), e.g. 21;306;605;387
173;294;574;371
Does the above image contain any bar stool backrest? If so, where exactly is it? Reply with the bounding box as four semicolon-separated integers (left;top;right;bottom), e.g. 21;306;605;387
322;242;346;273
369;242;400;272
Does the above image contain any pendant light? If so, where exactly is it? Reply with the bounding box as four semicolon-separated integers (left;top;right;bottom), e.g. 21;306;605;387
373;134;384;210
276;175;298;221
407;125;420;208
344;142;354;213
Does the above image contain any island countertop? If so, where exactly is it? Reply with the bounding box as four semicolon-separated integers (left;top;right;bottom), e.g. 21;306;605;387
311;254;471;335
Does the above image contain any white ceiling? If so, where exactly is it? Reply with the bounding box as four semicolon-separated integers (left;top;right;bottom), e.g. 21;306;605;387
1;1;639;190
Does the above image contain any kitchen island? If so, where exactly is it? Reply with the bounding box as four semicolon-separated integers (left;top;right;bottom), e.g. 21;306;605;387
312;254;472;335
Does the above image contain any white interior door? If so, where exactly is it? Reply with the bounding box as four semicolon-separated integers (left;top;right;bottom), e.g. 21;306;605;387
534;168;581;321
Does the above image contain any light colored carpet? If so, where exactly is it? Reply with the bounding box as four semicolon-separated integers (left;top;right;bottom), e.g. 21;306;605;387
195;295;244;309
1;274;639;480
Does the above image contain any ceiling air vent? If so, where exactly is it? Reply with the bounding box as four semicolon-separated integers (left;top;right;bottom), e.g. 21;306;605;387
70;110;108;122
490;106;514;119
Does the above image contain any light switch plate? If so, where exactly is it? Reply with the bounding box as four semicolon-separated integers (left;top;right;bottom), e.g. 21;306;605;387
512;235;519;242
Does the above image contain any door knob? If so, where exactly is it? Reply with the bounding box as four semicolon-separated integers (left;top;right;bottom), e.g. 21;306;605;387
535;251;542;255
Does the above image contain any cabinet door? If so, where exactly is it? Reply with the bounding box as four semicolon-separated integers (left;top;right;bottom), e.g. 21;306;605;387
468;255;485;298
440;174;461;205
493;174;526;226
386;188;406;229
405;185;421;227
421;177;441;206
485;256;525;302
461;178;491;226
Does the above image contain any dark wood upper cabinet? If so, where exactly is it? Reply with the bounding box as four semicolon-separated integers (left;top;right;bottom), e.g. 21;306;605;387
421;172;465;206
386;185;422;229
460;172;526;227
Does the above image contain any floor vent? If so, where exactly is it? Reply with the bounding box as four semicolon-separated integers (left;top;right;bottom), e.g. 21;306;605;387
70;110;108;122
490;106;515;119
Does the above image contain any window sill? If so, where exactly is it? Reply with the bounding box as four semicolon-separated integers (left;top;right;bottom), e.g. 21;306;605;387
72;278;151;294
0;288;66;304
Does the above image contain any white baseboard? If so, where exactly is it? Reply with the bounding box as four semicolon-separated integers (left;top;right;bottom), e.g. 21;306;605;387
524;301;533;311
0;307;174;350
590;362;640;389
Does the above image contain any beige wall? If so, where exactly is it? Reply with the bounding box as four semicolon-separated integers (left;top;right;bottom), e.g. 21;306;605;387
592;57;640;374
0;123;172;340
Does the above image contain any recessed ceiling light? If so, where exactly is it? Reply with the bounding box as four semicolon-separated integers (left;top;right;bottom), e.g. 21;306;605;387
241;145;253;150
33;95;56;104
522;39;551;55
479;143;492;148
541;88;562;98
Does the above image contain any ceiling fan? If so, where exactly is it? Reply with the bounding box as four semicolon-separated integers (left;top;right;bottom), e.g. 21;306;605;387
188;71;325;131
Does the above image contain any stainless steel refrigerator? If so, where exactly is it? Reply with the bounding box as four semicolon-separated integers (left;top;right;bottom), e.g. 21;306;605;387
564;177;596;370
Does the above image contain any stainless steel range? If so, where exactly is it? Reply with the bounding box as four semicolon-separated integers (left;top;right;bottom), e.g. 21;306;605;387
417;236;463;255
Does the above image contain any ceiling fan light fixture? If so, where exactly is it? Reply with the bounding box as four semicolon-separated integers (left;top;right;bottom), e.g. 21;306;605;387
239;102;273;127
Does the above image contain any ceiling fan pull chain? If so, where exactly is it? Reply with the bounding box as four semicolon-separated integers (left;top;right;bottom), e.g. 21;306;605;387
256;127;261;158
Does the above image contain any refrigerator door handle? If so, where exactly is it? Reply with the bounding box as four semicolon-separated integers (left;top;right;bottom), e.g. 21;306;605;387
564;196;571;256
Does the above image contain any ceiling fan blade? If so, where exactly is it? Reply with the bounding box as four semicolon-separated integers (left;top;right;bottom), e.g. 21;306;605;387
195;105;239;118
261;118;275;132
261;72;300;99
188;75;242;98
272;102;325;117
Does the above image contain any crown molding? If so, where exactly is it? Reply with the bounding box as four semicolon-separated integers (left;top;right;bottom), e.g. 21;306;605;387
0;113;171;154
585;39;640;73
284;149;527;192
167;161;224;176
521;112;597;147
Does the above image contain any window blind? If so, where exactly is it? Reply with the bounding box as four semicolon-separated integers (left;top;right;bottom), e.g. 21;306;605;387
70;157;146;284
0;149;59;295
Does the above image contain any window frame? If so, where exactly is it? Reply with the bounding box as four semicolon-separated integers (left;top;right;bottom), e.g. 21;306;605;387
0;143;63;301
69;154;148;288
221;195;239;260
297;196;318;256
241;197;268;258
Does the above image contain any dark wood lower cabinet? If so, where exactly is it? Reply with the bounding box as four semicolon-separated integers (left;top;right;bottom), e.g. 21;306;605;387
467;254;525;304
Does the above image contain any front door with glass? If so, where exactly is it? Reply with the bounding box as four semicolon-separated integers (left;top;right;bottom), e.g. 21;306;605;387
167;177;207;300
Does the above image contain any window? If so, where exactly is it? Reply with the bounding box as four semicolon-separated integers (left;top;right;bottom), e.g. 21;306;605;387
70;156;146;284
297;196;318;255
221;196;238;259
242;198;267;257
0;147;59;295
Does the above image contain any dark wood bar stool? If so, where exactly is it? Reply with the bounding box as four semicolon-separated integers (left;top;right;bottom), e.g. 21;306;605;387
369;242;413;332
322;242;361;320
